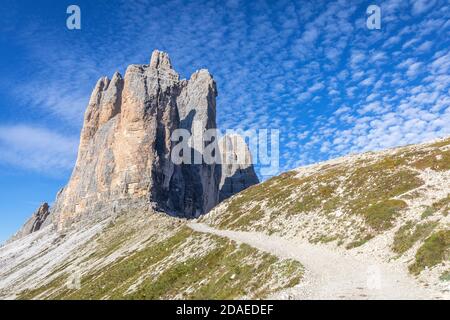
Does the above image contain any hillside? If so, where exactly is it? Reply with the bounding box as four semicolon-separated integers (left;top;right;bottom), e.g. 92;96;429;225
1;137;449;299
202;137;450;297
0;211;303;299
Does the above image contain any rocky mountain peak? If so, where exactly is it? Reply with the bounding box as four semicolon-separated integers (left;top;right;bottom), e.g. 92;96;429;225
15;51;259;236
9;203;50;242
150;50;173;70
219;134;259;202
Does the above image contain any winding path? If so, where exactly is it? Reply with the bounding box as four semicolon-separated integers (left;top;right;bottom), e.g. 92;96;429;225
189;222;447;300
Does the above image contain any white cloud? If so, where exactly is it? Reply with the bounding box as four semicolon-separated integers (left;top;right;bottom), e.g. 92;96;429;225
334;106;351;116
2;0;449;178
411;0;436;15
406;62;423;77
416;40;433;52
0;125;78;175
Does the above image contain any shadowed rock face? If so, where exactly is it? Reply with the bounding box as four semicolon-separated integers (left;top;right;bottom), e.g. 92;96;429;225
17;50;259;235
219;135;259;202
10;203;50;241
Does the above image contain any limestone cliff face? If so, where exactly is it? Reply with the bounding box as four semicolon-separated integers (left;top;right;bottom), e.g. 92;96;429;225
219;135;259;202
21;50;258;233
9;203;51;242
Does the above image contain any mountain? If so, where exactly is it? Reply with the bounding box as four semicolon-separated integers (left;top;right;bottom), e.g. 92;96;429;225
11;50;258;240
2;137;448;299
0;52;449;300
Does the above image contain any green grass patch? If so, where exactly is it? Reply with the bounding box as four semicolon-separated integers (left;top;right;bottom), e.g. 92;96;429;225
345;234;374;249
432;195;450;215
412;150;450;171
18;226;304;300
439;270;450;281
392;221;438;254
409;230;450;275
18;274;67;300
310;235;339;244
128;242;287;300
227;205;263;230
359;200;407;231
421;207;436;219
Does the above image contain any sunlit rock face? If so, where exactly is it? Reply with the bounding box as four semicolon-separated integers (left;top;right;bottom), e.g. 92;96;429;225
19;50;259;233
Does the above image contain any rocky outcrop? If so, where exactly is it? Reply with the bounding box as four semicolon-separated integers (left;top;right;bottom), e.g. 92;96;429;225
219;134;259;201
10;203;51;241
14;50;258;235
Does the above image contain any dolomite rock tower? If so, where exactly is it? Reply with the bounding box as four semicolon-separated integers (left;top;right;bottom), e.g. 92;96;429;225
16;50;258;235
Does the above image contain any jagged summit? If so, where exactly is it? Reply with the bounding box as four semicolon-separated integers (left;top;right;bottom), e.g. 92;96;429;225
9;203;50;242
149;50;173;70
219;134;259;202
15;50;258;237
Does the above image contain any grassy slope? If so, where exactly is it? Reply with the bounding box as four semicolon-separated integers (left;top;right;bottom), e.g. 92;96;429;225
203;137;450;277
11;138;450;299
18;213;303;300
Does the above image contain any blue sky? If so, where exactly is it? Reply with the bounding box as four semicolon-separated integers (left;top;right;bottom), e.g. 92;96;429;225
0;0;449;242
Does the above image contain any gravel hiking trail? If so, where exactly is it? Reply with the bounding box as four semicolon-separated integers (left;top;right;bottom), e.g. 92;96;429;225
189;222;448;300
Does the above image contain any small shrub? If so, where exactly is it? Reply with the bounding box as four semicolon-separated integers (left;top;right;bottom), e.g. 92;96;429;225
409;230;450;275
346;234;374;249
421;207;436;219
412;150;450;171
392;221;438;254
440;270;450;282
361;200;407;231
432;195;450;213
